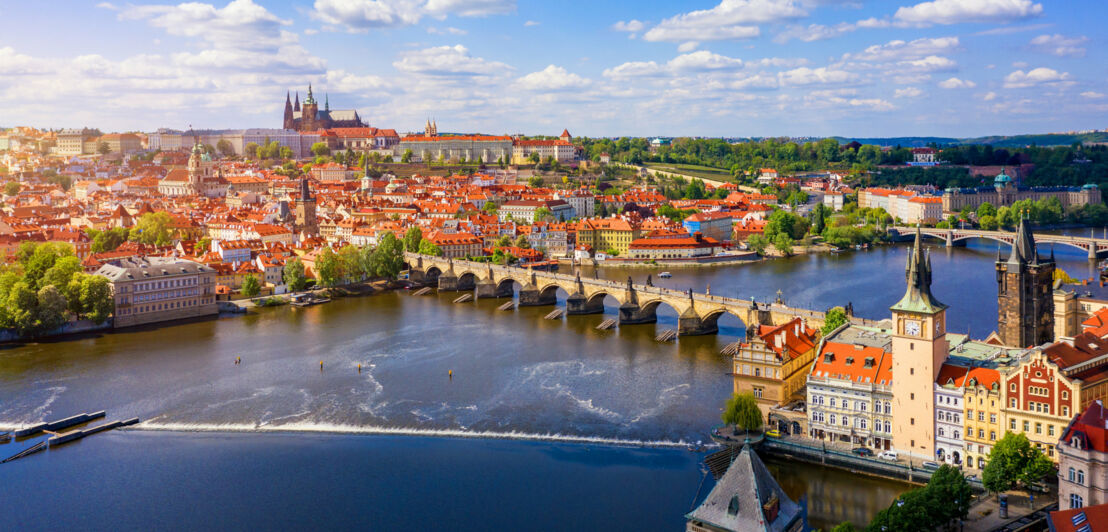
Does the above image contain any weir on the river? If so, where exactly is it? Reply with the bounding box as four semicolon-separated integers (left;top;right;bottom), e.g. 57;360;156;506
404;252;878;335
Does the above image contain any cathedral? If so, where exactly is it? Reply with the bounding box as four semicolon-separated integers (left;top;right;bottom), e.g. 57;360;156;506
283;85;366;132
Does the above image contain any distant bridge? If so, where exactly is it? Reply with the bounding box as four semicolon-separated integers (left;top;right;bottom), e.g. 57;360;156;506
890;226;1108;259
404;253;878;336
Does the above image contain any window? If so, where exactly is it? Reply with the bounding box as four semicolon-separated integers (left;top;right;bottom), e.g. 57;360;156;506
978;429;984;439
1010;419;1016;430
1070;494;1084;509
910;417;915;425
1070;467;1076;482
830;398;837;408
1024;421;1030;432
1010;398;1017;408
1011;383;1016;392
990;431;996;441
911;393;915;400
1064;406;1070;417
1063;391;1069;400
830;414;837;425
978;412;985;422
1049;425;1055;437
753;387;763;399
990;414;997;424
954;430;960;439
939;427;945;437
1035;423;1042;434
1078;470;1086;485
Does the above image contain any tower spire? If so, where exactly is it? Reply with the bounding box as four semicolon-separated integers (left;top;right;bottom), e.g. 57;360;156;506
891;226;947;314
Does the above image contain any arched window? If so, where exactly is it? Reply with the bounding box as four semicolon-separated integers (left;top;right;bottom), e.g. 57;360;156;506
1070;494;1084;509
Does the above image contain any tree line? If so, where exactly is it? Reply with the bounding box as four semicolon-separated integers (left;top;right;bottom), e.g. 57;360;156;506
0;242;113;336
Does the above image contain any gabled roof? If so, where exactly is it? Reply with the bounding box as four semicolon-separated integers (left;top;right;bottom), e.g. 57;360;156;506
686;445;803;532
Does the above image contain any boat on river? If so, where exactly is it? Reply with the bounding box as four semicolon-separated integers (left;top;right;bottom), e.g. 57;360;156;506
659;272;672;278
290;294;331;307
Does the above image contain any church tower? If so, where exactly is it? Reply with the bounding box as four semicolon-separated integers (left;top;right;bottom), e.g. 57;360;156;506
301;84;319;132
996;217;1055;347
283;91;294;130
294;177;318;235
294;91;300;112
187;141;204;191
890;227;949;460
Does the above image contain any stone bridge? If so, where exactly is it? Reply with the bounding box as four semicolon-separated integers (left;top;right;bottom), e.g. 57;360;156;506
404;253;878;336
890;226;1108;259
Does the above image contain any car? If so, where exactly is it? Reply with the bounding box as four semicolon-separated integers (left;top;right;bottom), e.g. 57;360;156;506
765;429;781;438
921;461;941;471
852;447;875;457
878;450;899;461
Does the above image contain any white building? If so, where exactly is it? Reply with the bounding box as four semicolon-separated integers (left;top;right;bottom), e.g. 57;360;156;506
934;363;967;467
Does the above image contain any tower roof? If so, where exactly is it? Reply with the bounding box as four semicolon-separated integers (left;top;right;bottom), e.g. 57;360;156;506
1006;217;1050;266
686;444;803;532
891;226;948;315
299;177;312;201
304;84;316;105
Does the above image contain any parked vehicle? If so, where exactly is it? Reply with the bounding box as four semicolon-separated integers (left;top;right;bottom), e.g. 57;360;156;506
921;461;941;471
878;450;899;461
765;429;781;438
852;447;875;457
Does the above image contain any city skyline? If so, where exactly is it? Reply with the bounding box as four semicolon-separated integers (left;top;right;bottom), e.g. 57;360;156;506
0;0;1105;137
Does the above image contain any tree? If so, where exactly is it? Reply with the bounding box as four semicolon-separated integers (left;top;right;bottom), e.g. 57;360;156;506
528;176;543;188
773;232;794;256
764;209;809;241
514;235;531;249
284;257;308;291
982;431;1054;495
403;226;423;253
279;146;294;159
244;142;260;159
338;244;363;281
241;274;260;297
78;275;113;324
196;237;212;254
35;285;68;335
533;206;554;222
97;141;111;155
311;142;330;157
495;235;512;249
417;238;443;256
41;255;82;292
822;306;848;335
482;202;499;214
528;151;541;164
747;234;769;255
131;211;175;246
370;232;405;279
3;181;19;196
721;393;763;431
216;139;235;157
831;523;858;532
866;464;970;532
979;214;999;231
401;149;413;163
316;247;341;287
22;242;73;288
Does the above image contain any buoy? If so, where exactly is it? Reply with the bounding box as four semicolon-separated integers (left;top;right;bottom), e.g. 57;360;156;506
448;370;453;379
358;364;362;373
320;361;324;371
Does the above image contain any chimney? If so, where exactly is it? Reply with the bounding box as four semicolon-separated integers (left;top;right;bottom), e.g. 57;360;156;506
693;231;703;242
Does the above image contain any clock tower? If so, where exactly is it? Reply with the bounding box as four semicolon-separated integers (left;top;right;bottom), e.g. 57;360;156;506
890;227;949;460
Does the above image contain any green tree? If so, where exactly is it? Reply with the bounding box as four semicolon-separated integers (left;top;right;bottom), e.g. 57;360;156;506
316;247;340;287
244;142;260;159
40;255;82;292
403;226;424;253
417;238;443;256
78;275;113;324
514;235;531;249
370;232;405;279
35;285;68;334
7;281;38;334
533;206;554;222
866;464;970;532
3;181;19;196
773;233;794;256
401;149;413;163
746;234;769;255
982;431;1054;495
979;214;999;231
131;211;174;246
196;237;212;254
338;244;363;280
97;141;111;155
216;139;235;157
831;523;858;532
821;306;848;335
91;227;129;253
284;257;308;291
22;242;73;288
495;235;512;248
310;142;331;157
722;393;763;431
528;176;543;188
279;146;294;159
482;202;499;214
764;209;809;241
241;274;261;297
528;151;540;164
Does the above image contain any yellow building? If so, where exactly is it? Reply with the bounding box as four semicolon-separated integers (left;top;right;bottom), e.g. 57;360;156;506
733;318;819;431
961;367;1005;470
575;217;641;255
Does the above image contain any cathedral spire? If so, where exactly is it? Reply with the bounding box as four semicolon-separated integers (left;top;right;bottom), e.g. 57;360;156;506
891;226;947;315
294;91;300;112
325;93;330;111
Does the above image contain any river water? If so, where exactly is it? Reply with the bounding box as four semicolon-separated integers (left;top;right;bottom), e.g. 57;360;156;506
0;236;1097;530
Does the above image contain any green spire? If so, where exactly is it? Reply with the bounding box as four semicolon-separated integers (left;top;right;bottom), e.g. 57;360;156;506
891;226;947;315
305;83;316;105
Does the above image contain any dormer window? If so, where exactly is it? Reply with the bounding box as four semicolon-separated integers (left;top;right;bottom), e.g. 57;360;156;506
864;357;875;368
845;357;854;366
823;353;834;363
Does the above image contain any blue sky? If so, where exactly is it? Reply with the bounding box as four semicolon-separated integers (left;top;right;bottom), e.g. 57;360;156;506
0;0;1105;137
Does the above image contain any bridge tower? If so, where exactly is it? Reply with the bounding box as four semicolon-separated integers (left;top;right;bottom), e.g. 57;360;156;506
890;227;949;460
996;218;1055;347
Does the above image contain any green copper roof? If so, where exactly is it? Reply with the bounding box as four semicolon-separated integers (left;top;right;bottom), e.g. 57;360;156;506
994;167;1012;184
890;226;948;315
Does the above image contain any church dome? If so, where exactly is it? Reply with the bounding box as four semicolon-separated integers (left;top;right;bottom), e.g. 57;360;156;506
994;168;1012;184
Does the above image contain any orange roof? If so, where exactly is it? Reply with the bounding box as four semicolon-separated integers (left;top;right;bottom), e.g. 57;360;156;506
813;341;892;386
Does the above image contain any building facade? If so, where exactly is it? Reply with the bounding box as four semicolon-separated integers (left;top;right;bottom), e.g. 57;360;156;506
807;325;895;450
732;318;818;425
1058;400;1108;510
96;257;217;328
996;218;1055;347
943;169;1100;214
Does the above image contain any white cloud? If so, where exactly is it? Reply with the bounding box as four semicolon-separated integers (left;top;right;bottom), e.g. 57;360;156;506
983;91;997;100
95;2;118;10
121;0;290;50
1081;91;1106;100
779;67;858;86
311;0;513;32
641;0;803;43
602;61;663;78
612;20;644;32
894;0;1043;26
774;22;855;44
393;44;510;76
524;20;539;27
904;55;957;72
845;36;959;63
427;26;467;35
1003;67;1070;88
515;65;591;91
0;46;50;75
894;87;923;98
938;77;976;89
1012;61;1029;68
1029;34;1087;57
667;51;743;71
325;69;390;92
677;41;699;52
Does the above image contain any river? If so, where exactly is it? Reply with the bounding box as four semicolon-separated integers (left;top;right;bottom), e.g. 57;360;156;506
0;236;1097;530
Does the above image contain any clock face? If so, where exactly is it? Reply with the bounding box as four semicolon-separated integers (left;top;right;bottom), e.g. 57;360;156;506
905;320;921;336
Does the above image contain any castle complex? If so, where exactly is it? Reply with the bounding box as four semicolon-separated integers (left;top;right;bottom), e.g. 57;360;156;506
942;168;1100;214
282;85;366;132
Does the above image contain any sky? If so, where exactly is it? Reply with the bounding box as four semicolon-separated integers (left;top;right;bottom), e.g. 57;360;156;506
0;0;1105;138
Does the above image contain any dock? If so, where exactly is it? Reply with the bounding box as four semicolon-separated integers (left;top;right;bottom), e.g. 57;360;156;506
497;301;516;311
1;414;140;464
453;293;473;304
411;287;433;296
543;308;565;320
595;318;617;330
13;411;106;438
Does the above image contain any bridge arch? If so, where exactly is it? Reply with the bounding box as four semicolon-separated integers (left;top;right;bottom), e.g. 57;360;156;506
700;307;752;332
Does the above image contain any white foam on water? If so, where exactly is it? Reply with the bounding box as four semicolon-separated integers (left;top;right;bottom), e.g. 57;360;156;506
129;420;696;448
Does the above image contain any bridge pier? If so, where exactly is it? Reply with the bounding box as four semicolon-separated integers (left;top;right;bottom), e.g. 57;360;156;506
566;293;604;314
618;303;657;325
1089;245;1098;261
518;287;556;306
437;274;459;291
476;280;512;299
678;315;718;336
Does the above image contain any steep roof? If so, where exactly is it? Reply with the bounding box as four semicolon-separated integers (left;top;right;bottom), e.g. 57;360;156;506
686;445;804;532
891;226;947;315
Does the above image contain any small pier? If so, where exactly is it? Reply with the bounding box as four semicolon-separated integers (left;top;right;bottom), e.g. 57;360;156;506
2;413;139;464
720;341;741;356
595;318;617;330
497;301;516;311
453;293;473;304
543;308;565;320
411;287;433;296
